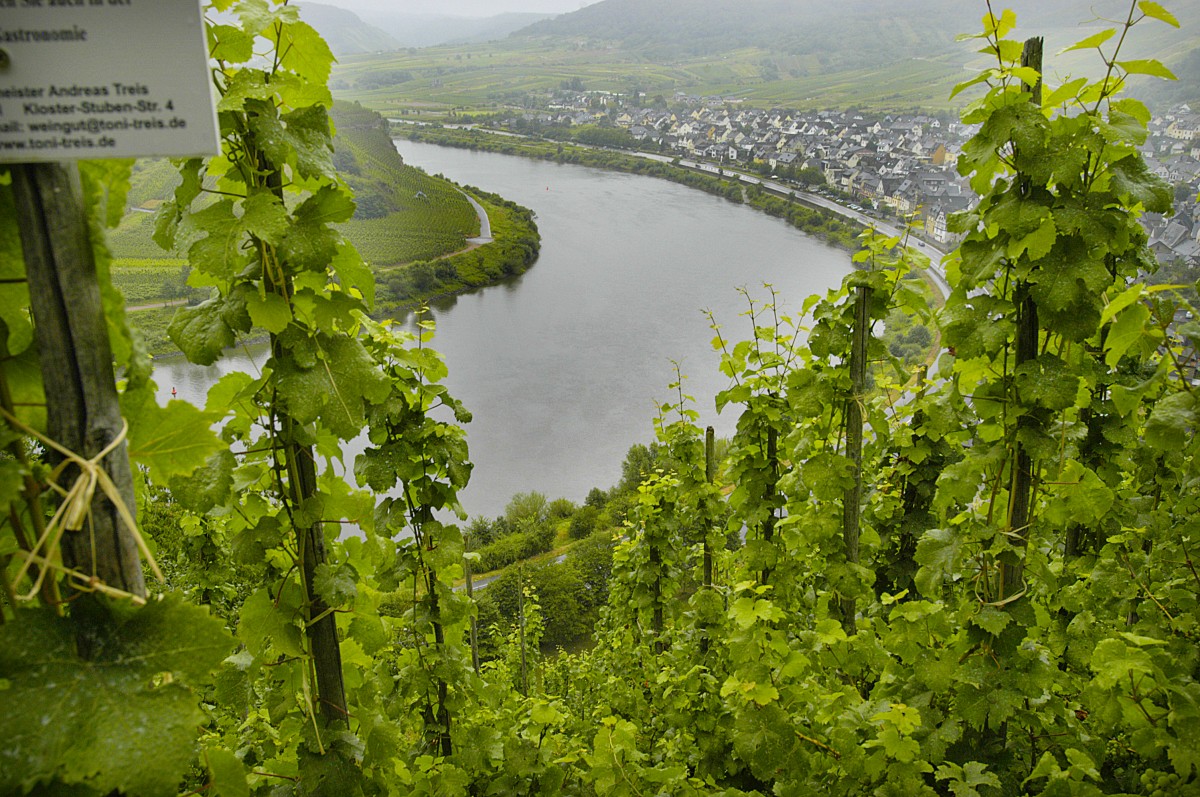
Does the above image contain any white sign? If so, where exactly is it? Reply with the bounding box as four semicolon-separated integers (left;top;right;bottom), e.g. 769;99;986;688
0;0;219;162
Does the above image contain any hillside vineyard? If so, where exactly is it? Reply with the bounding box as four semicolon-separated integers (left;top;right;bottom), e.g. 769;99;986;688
0;2;1198;796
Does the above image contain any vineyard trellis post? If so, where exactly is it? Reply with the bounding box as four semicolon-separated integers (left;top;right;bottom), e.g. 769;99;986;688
838;279;871;634
10;162;146;619
999;37;1044;603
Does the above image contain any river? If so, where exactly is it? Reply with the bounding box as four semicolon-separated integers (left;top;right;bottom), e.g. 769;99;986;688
153;140;852;519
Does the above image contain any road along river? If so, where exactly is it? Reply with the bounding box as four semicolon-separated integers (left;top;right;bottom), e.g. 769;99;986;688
154;140;854;519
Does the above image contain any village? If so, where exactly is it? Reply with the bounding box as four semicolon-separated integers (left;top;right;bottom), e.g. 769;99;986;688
488;90;1200;272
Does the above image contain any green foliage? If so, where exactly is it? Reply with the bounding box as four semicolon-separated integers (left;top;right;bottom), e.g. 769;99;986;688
6;4;1200;797
569;504;600;539
746;189;862;251
473;524;556;573
0;598;233;797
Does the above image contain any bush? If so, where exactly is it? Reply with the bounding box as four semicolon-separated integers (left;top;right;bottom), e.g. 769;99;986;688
548;497;576;520
569;505;599;540
473;523;556;572
474;546;613;654
504;491;550;536
466;515;502;548
474;534;529;573
906;324;932;347
584;487;608;508
566;530;614;610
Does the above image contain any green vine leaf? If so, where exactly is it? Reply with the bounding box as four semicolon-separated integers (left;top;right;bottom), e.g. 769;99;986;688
246;291;293;335
331;244;375;309
0;598;233;797
1139;0;1181;26
124;393;226;483
233;0;274;37
208;23;254;63
186;200;254;283
249;105;336;182
205;748;250;797
1059;28;1117;53
168;449;236;513
1116;59;1177;80
1145;391;1197;451
239;586;306;660
274;332;391;440
168;297;241;366
278;21;336;88
278;186;355;272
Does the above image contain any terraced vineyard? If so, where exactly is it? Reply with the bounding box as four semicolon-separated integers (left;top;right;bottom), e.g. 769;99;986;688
109;261;191;305
106;102;479;310
331;101;479;263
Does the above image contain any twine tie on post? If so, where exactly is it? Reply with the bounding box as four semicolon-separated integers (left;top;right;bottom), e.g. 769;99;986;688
1;407;163;605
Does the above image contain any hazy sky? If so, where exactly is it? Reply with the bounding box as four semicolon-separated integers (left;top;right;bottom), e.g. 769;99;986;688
312;0;600;16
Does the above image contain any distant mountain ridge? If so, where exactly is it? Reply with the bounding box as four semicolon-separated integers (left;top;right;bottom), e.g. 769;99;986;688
514;0;975;63
512;0;1199;72
297;2;554;50
356;10;555;48
295;3;400;55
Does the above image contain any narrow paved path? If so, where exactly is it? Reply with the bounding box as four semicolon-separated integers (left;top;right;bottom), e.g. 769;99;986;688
126;298;187;312
462;191;492;243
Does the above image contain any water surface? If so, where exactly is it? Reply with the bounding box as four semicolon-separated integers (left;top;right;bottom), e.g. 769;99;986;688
154;141;851;518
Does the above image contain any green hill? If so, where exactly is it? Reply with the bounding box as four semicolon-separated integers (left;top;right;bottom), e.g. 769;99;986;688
328;101;479;266
107;102;479;333
516;0;1198;74
109;102;477;270
514;0;968;66
334;0;1199;114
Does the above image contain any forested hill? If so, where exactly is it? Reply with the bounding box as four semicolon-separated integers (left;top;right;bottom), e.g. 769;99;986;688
513;0;1200;72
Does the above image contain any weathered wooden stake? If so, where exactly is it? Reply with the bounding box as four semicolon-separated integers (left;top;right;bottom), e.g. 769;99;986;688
703;425;715;590
10;162;145;604
999;37;1044;603
760;425;778;585
839;282;871;634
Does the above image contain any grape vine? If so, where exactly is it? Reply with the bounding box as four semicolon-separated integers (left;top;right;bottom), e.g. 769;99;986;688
2;2;1198;796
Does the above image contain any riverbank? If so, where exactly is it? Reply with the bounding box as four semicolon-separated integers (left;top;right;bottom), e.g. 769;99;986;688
393;125;865;252
373;185;540;315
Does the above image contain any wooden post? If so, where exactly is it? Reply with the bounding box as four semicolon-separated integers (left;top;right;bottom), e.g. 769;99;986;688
839;283;871;634
517;572;529;696
1000;37;1044;602
464;534;481;675
700;426;717;656
283;417;349;726
10;162;145;603
254;143;350;729
703;426;715;590
760;425;778;585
